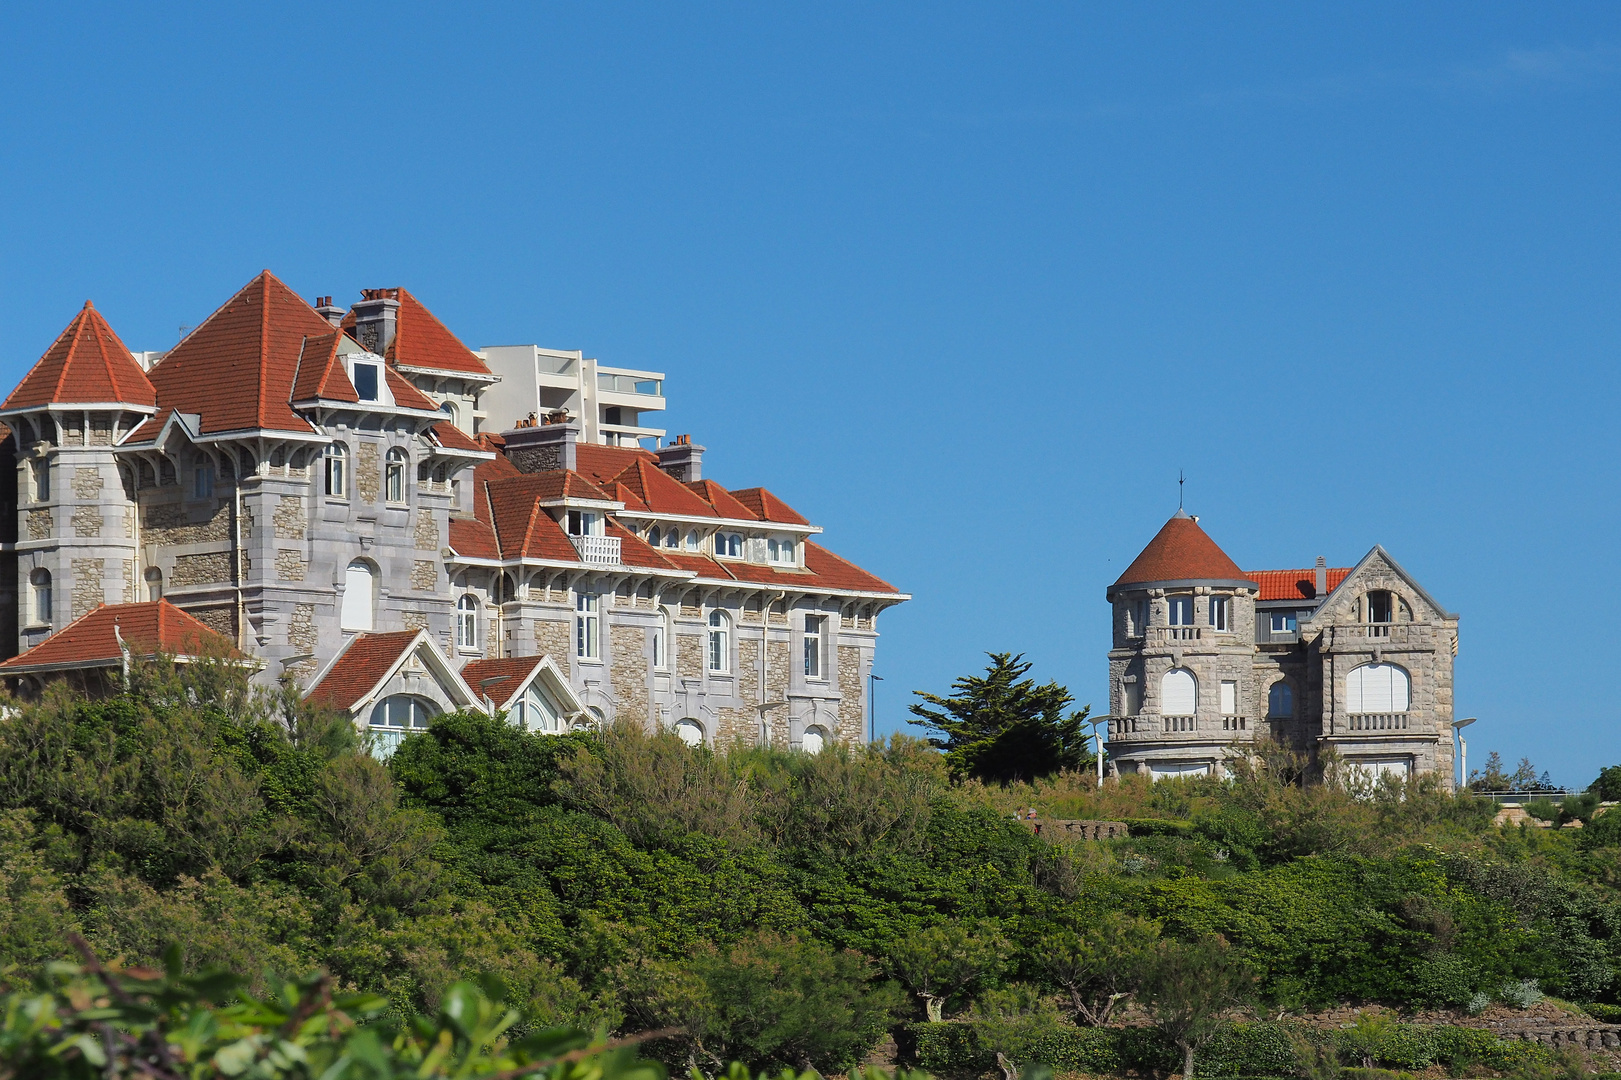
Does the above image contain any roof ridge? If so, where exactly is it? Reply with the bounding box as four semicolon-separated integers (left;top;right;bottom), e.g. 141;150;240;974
49;305;92;403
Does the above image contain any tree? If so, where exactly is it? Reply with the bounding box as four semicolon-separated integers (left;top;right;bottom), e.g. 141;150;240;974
1042;911;1160;1026
888;920;1009;1021
908;653;1091;783
1136;937;1253;1080
1589;765;1621;802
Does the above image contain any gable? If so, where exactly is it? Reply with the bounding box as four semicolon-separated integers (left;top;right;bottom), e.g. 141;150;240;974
1309;546;1457;626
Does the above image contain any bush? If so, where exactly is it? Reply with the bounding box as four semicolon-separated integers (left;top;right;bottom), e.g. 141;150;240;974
1502;979;1546;1008
908;1020;1295;1077
1583;1002;1621;1022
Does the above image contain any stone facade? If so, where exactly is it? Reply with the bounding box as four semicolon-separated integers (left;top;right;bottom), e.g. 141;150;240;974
1106;525;1459;788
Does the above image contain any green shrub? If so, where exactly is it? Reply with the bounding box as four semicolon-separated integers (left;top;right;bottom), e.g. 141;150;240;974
1197;1023;1300;1076
908;1021;1294;1077
1584;1002;1621;1022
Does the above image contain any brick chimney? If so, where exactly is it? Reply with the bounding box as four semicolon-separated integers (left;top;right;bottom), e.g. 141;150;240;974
657;434;704;482
1314;556;1328;597
351;289;400;354
313;295;345;328
504;419;579;474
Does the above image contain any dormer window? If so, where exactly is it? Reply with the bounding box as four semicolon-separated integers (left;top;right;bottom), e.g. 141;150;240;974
1270;612;1297;634
717;533;743;558
768;538;796;565
686;530;699;552
567;510;599;536
353;362;380;402
647;525;662;547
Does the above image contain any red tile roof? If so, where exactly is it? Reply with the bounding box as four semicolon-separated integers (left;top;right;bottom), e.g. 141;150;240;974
384;366;440;411
1113;512;1253;588
482;475;586;560
305;631;422;711
430;420;484;453
146;271;333;435
4;301;157;410
448;515;501;560
1245;567;1352;602
608;518;678;570
459;655;547;707
347;288;491;376
802;541;897;592
686;479;759;520
0;601;239;672
607;457;717;517
730;487;809;526
574;443;658;487
289;332;358;403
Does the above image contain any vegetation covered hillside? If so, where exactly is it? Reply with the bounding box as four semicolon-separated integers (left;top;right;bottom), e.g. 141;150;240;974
3;655;1621;1077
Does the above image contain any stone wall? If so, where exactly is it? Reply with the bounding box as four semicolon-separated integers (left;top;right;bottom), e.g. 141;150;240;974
610;625;649;724
535;619;571;675
71;558;103;619
275;550;307;581
144;501;229;546
171;552;232;587
273;497;305;539
71;506;100;538
122;559;137;604
72;468;102;499
187;606;236;640
838;645;864;738
26;510;50;541
410;560;437;591
357;442;380;504
714;638;761;744
402;611;428;631
414;510;439;550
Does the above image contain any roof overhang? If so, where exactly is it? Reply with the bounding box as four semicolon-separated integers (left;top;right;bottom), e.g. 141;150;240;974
307;630;482;717
475;655;586;715
612;508;823;535
1106;577;1260;601
393;364;502;385
0;401;159;419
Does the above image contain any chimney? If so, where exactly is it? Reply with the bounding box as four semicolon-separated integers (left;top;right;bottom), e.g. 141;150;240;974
503;418;579;474
1314;556;1328;597
313;295;345;328
351;289;400;354
656;433;704;482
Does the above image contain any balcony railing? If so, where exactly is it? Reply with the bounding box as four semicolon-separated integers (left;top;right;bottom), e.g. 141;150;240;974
570;534;621;566
1163;715;1196;732
1161;625;1201;641
1363;622;1392;638
597;373;663;396
1347;712;1410;731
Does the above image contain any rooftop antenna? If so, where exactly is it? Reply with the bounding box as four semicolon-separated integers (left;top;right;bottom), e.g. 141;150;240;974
1178;470;1185;511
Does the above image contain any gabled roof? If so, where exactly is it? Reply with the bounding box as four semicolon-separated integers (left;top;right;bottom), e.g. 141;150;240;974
0;601;240;673
384;366;441;411
730;487;809;526
1111;511;1255;591
686;479;759;521
4;301;157;411
607;457;718;517
1246;567;1352;602
304;629;479;714
457;653;583;715
482;475;587;561
1314;545;1460;622
608;518;678;570
289;332;359;403
575;443;658;487
429;420;484;454
146;271;334;435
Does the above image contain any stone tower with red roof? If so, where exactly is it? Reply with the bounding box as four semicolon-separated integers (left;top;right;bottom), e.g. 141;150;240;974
0;277;907;753
1106;511;1458;787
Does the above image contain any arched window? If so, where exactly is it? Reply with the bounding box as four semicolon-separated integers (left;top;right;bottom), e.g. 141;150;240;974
324;442;347;498
439;401;459;428
653;607;672;670
1346;662;1411;714
456;594;478;649
647;525;662;548
144;567;163;602
717;533;743;558
801;725;828;754
514;683;562;733
685;530;699;552
675;718;704;747
665;530;678;549
385;448;407;503
368;694;437;758
1268;681;1293;718
708;610;729;672
341;560;375;630
1161;668;1197;715
30;568;51;624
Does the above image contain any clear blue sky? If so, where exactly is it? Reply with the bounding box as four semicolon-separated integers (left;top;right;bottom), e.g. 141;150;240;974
2;5;1617;785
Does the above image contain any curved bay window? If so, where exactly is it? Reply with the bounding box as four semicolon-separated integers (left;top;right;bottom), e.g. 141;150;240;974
368;695;436;758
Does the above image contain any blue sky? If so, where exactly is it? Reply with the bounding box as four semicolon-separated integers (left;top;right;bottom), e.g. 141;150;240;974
2;5;1617;784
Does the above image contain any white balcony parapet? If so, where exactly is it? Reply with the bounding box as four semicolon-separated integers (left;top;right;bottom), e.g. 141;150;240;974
1347;712;1410;731
571;534;621;566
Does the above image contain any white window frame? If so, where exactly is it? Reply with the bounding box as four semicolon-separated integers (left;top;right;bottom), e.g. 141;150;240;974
1168;595;1194;626
456;594;479;650
324;442;347;499
385;448;407;504
707;609;729;673
1209;596;1229;632
803;615;823;679
1219;680;1237;715
653;607;672;670
30;568;51;624
353;362;380;402
647;525;662;548
31;459;49;502
1270;611;1296;634
685;530;699;552
576;592;600;660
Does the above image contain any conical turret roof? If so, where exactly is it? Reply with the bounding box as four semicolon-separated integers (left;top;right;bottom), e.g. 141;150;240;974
1112;510;1255;589
3;301;156;410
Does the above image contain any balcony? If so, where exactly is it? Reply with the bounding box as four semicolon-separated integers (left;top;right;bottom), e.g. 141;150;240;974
1159;626;1202;641
570;534;621;566
1347;712;1410;731
597;373;663;396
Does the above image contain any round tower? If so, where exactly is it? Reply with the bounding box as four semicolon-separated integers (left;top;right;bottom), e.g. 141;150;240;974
1105;510;1259;779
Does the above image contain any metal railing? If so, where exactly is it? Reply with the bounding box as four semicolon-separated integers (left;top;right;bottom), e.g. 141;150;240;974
570;534;621;566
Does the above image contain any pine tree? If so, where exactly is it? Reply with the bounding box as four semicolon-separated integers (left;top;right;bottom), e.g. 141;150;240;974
907;652;1091;783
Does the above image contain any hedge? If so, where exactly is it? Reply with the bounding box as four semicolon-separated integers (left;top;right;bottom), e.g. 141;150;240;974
908;1019;1553;1078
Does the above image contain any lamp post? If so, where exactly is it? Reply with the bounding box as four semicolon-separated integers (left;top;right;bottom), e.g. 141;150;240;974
1087;715;1111;786
757;700;788;747
868;673;884;744
1454;716;1478;792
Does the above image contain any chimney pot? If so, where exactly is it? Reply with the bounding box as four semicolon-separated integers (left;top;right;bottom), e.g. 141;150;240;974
1314;557;1328;597
657;436;705;482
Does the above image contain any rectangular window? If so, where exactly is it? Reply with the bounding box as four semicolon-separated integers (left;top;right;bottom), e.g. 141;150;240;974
804;615;823;678
193;463;214;499
1209;596;1229;631
1131;599;1148;635
1220;681;1237;715
567;510;597;536
652;626;664;669
1168;596;1194;626
32;460;48;502
575;593;599;659
1368;590;1393;624
1270;612;1297;634
353;363;379;402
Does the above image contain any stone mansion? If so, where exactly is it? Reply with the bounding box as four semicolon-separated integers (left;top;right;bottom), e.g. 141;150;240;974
1105;511;1459;786
0;272;907;752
